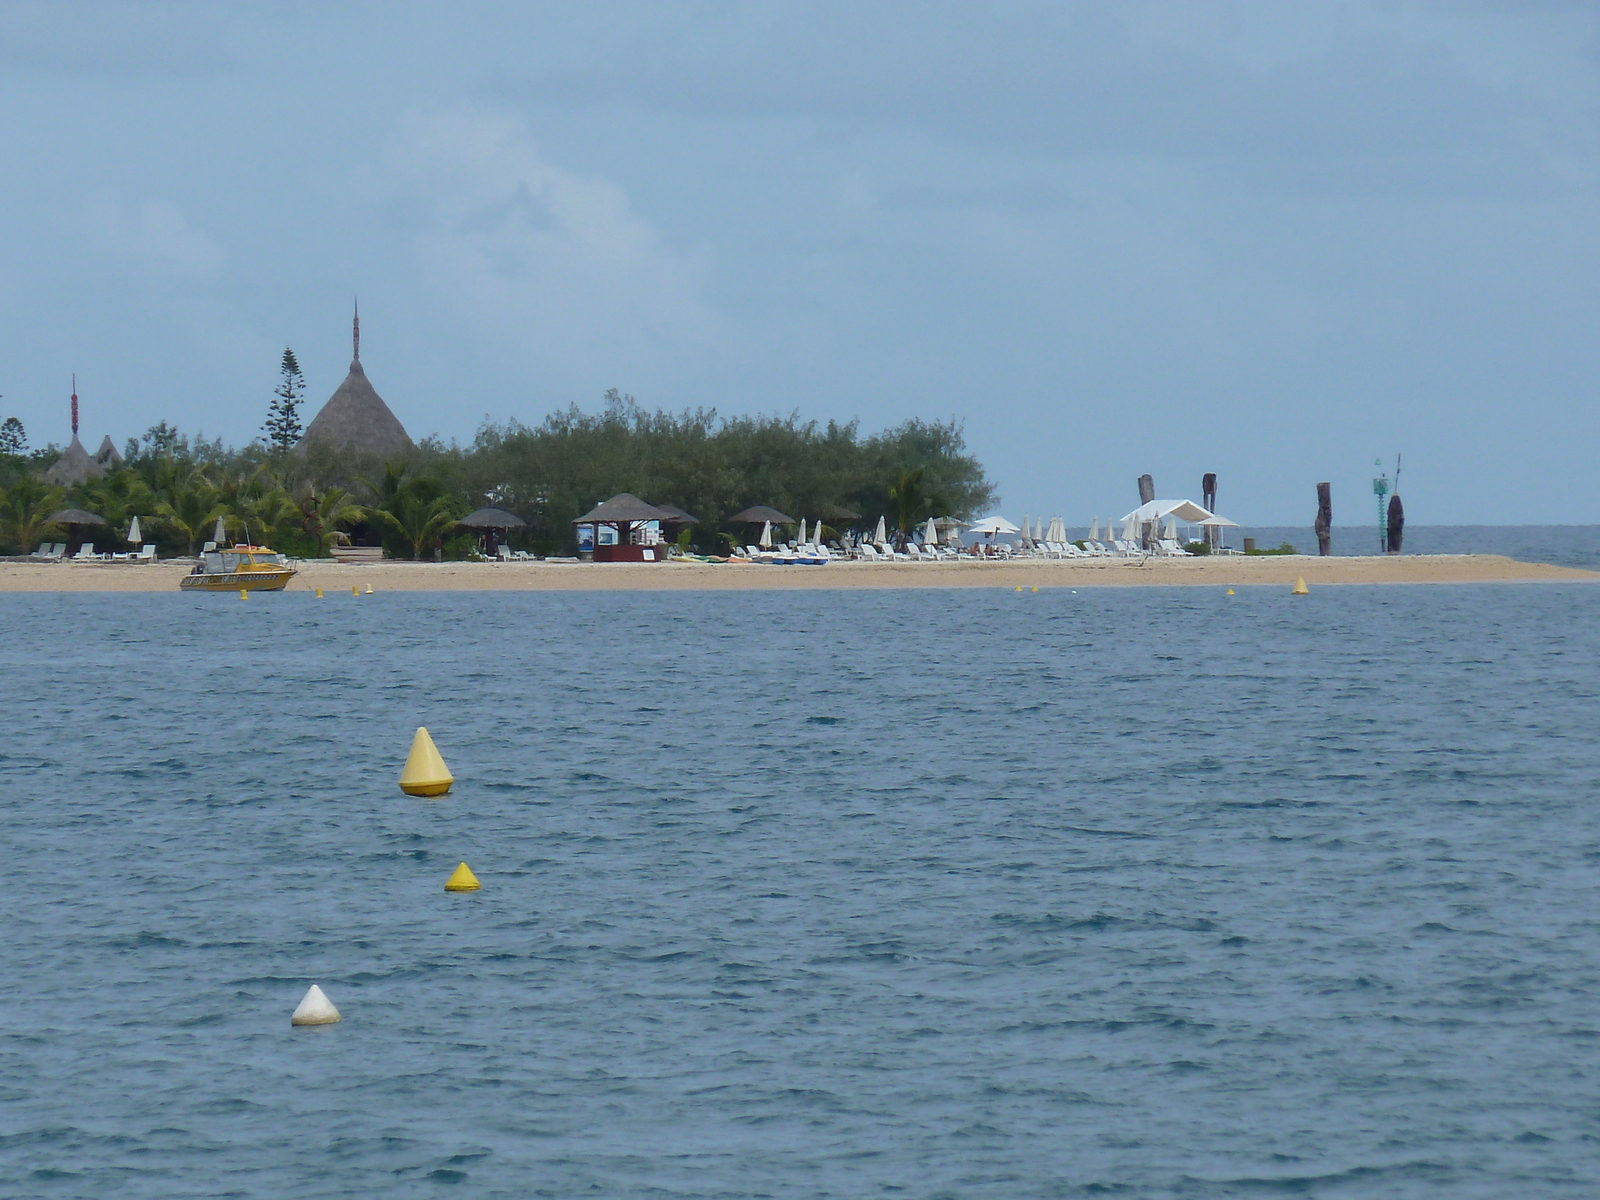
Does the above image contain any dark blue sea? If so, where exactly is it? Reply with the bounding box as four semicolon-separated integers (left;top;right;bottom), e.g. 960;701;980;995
3;584;1600;1197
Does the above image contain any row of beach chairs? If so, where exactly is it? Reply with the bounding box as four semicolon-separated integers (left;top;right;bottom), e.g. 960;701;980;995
32;543;158;562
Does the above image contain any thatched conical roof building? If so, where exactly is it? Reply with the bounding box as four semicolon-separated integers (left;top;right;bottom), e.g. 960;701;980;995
296;305;413;458
43;379;112;487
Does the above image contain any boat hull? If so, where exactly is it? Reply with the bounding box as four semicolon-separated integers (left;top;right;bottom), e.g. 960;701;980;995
180;568;296;592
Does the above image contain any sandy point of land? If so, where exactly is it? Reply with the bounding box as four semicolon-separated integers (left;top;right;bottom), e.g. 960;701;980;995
0;553;1594;592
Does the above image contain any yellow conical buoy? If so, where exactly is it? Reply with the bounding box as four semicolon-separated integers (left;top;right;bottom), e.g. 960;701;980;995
1292;576;1309;595
315;587;324;598
400;726;454;796
352;586;360;596
1031;586;1039;593
444;862;480;892
1015;586;1023;592
1225;588;1235;595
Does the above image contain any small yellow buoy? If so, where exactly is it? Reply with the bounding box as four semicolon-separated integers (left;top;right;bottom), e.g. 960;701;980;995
1015;586;1024;592
1225;588;1235;596
352;586;360;596
314;587;324;598
399;726;454;797
444;861;480;892
239;588;248;599
1292;576;1309;595
1031;587;1039;593
364;585;374;595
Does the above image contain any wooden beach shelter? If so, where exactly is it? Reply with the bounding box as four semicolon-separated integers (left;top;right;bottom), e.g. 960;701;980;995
573;494;676;562
458;507;526;557
48;507;107;555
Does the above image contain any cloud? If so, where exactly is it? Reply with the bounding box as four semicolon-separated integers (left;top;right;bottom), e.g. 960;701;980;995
388;109;719;368
82;199;226;279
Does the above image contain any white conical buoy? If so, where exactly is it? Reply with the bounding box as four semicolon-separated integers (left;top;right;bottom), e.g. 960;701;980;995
290;984;341;1026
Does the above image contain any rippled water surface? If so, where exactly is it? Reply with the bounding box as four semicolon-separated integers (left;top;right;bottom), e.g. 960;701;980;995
4;585;1600;1198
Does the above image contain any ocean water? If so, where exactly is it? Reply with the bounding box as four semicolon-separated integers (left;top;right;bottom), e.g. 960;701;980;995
3;585;1600;1198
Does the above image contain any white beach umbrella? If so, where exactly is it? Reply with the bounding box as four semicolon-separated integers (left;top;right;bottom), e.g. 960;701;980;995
1088;517;1099;541
797;518;808;544
212;515;227;546
874;515;888;545
1021;513;1031;544
924;517;938;546
1165;516;1177;541
967;516;1021;535
759;520;773;548
126;515;142;545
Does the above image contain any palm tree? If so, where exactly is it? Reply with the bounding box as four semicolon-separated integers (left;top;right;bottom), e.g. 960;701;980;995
154;467;223;554
301;486;366;557
888;467;927;534
0;476;66;553
368;488;460;560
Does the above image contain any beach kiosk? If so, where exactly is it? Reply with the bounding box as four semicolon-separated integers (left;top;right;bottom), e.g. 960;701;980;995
574;494;676;562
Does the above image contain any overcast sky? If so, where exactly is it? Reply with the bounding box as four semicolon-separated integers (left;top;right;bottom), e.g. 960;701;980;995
1;1;1596;523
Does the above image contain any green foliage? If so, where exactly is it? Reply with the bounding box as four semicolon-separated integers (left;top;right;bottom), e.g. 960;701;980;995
0;391;997;561
1183;541;1211;556
0;476;66;554
0;417;25;455
264;348;306;453
1245;542;1297;556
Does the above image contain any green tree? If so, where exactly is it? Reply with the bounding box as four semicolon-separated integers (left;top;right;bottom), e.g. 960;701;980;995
154;467;224;554
0;476;65;554
299;486;366;557
263;348;306;453
0;417;25;455
888;467;929;534
367;479;464;559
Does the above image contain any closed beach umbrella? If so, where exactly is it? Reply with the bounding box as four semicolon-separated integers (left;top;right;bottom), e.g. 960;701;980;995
1089;517;1099;541
1165;515;1178;541
758;520;773;548
924;517;938;546
212;515;227;546
1021;513;1031;545
797;517;807;544
874;515;887;545
127;515;142;545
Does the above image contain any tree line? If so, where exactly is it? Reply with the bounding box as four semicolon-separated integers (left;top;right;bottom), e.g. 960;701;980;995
0;385;995;558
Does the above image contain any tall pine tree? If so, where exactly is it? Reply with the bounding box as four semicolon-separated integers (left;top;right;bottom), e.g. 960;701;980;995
263;348;306;452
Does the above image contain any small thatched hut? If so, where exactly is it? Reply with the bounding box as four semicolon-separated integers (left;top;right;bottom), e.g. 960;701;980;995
573;494;675;562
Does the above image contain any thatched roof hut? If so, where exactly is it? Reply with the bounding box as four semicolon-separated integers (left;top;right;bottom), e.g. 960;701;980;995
459;507;527;529
729;505;795;525
43;436;103;487
296;306;413;458
574;494;675;524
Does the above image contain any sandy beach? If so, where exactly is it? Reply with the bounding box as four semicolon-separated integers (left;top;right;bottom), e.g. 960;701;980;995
1;553;1594;592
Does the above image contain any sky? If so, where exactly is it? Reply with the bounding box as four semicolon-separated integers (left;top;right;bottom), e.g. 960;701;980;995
0;1;1596;524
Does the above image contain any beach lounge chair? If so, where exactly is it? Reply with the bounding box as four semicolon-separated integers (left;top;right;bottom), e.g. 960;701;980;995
497;545;513;561
136;545;157;562
72;544;98;561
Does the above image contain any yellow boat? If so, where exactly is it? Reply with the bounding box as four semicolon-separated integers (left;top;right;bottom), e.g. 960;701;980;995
180;544;298;592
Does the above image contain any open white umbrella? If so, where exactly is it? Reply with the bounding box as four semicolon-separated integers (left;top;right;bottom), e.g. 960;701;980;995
874;515;888;545
126;515;142;545
758;520;773;548
967;515;1021;535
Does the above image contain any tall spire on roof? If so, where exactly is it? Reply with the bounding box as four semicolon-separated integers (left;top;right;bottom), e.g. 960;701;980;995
352;298;360;365
71;374;78;436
